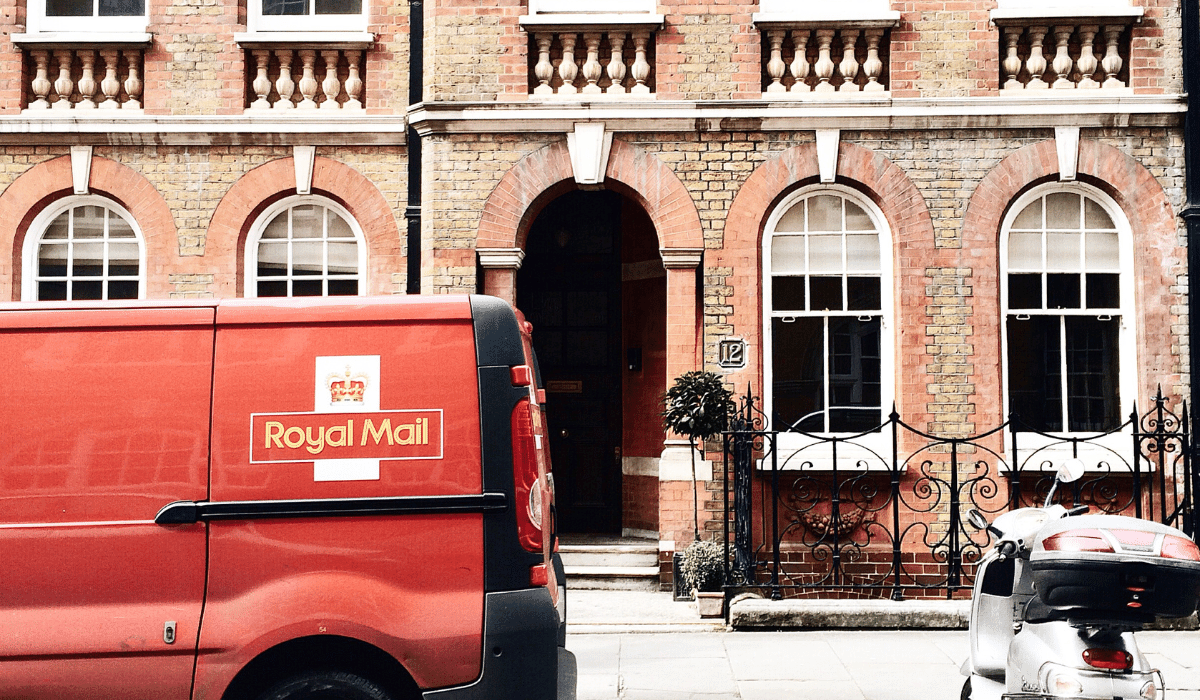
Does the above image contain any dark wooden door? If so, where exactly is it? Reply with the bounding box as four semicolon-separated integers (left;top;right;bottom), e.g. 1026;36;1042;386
517;191;622;534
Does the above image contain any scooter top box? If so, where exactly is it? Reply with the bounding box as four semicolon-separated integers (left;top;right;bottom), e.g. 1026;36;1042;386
1029;514;1200;621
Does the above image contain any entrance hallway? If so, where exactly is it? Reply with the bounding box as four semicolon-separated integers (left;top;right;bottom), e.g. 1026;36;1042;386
566;590;1200;700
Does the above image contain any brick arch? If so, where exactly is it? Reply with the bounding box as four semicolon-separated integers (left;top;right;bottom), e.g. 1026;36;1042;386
477;139;704;251
0;154;177;300
208;156;402;297
716;141;937;421
962;138;1184;404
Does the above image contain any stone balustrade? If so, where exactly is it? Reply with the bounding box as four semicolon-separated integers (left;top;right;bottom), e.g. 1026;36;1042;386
245;47;365;111
757;24;894;97
25;47;144;111
995;22;1132;92
526;27;657;97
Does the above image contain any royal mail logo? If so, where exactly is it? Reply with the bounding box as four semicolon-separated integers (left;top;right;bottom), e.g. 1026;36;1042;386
250;410;443;464
327;366;368;404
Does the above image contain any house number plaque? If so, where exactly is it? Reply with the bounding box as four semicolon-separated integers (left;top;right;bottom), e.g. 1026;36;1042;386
717;338;746;369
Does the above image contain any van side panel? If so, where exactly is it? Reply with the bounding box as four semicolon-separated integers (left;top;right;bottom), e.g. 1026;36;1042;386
195;312;486;696
0;309;212;700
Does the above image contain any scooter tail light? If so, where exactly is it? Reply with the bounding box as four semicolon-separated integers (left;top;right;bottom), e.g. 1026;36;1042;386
1082;648;1133;671
1160;534;1200;561
1042;529;1114;553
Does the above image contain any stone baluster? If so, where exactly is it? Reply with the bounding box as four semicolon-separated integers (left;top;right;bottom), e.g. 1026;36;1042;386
76;51;97;108
344;51;363;109
297;50;319;108
1051;26;1075;88
98;49;121;109
1100;25;1124;88
29;50;52;109
275;49;296;108
789;29;811;93
53;50;74;109
837;29;860;91
581;32;603;94
813;29;836;92
607;31;627;94
320;50;342;109
251;50;273;109
533;33;554;95
631;30;651;94
558;33;579;94
1002;26;1023;89
1077;26;1099;89
766;29;787;93
1025;26;1049;89
123;49;142;110
862;29;885;92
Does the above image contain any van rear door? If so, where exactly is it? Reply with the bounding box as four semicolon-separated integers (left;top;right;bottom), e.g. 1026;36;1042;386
0;305;211;700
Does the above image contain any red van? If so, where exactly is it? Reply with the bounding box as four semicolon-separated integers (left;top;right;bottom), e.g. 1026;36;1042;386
0;295;573;700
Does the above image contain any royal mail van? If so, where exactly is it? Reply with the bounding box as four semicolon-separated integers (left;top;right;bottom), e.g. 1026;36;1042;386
0;295;574;700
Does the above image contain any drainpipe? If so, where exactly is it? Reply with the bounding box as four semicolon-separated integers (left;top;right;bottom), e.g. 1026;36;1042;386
405;0;424;294
1183;0;1200;531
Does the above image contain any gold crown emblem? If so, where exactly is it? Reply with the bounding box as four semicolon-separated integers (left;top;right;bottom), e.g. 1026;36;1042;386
327;366;368;403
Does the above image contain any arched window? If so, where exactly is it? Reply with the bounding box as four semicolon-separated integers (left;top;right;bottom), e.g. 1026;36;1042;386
763;187;893;433
1001;185;1134;433
245;197;365;298
22;197;144;301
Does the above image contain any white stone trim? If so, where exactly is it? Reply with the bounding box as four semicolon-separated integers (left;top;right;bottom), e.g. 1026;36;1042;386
816;129;840;184
1054;126;1080;182
12;32;153;47
567;122;613;185
293;145;315;195
476;247;526;269
659;440;711;481
622;456;659;477
70;145;91;195
659;247;703;269
989;7;1142;24
234;32;376;50
519;13;665;30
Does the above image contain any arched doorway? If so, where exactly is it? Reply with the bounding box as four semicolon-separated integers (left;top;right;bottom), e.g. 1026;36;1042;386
517;189;665;536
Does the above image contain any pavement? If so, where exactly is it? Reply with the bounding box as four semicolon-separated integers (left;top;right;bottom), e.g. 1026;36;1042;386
565;589;1200;700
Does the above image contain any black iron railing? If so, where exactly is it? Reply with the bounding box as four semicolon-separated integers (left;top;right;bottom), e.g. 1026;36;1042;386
721;387;1194;600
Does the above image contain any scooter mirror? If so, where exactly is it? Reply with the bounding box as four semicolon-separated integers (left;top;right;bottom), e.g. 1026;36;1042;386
965;508;989;531
1057;458;1085;484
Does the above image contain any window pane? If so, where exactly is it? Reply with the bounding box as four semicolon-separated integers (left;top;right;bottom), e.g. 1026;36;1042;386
258;280;288;297
99;0;143;15
73;280;103;300
807;195;841;231
1085;273;1120;309
775;201;806;232
1046;232;1081;271
257;241;288;276
262;212;289;239
1084;198;1114;229
44;212;69;240
1008;274;1041;309
828;316;881;432
327;241;358;275
846;277;880;311
845;233;879;271
771;236;806;274
293;279;322;296
327;211;354;238
263;0;309;15
772;276;805;311
1012;199;1042;230
291;241;323;275
1065;317;1120;432
46;0;91;16
845;201;873;231
72;242;104;276
1046;273;1080;309
108;241;139;266
290;205;322;237
38;281;67;300
807;234;841;273
1008;232;1041;269
1045;192;1080;229
1007;316;1062;432
809;276;842;311
772;316;824;431
328;279;359;296
1085;231;1119;269
108;280;138;299
108;215;136;239
315;0;360;13
38;242;68;277
74;207;105;239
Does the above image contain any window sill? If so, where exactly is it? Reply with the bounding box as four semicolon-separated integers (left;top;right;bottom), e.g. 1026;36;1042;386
519;13;665;31
234;31;376;50
752;10;901;29
12;32;153;48
989;7;1143;25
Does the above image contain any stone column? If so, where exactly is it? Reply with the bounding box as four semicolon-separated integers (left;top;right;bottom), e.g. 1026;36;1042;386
476;247;526;307
659;247;705;481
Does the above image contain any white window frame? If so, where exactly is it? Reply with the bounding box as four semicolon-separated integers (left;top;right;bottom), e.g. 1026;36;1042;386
999;182;1137;465
21;195;146;301
248;0;368;33
244;195;367;298
762;185;895;470
26;0;149;34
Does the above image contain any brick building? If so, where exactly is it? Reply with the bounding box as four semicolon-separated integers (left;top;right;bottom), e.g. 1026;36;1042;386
0;0;1188;580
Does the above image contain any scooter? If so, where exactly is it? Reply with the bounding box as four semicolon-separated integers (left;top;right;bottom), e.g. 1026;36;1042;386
961;459;1200;700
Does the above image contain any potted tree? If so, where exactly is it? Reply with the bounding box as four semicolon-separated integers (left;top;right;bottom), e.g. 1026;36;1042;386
680;539;726;617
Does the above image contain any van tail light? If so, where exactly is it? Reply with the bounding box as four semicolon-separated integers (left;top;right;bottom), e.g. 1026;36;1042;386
1160;535;1200;560
511;396;543;553
1042;529;1114;553
530;563;548;587
1082;648;1132;671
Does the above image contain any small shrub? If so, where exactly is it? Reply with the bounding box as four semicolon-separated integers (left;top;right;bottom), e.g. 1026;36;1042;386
680;539;725;593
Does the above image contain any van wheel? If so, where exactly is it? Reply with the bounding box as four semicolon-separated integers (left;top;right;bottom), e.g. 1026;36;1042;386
960;678;971;700
256;671;394;700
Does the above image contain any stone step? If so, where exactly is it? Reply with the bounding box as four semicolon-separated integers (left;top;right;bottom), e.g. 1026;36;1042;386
559;543;658;568
563;565;662;591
